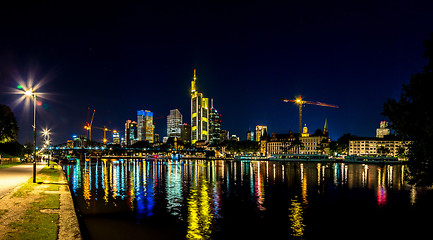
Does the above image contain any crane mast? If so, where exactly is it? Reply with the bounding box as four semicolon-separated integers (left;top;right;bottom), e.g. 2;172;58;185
282;95;339;133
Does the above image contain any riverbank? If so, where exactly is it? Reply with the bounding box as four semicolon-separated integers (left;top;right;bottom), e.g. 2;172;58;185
0;163;81;240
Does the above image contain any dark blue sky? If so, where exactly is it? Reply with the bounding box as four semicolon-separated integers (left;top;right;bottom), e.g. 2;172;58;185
1;0;433;145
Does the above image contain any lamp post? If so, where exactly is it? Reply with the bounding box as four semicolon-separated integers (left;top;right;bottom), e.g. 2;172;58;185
24;88;37;183
42;129;51;167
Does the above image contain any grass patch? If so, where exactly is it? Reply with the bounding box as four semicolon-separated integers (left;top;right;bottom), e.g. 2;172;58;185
0;209;8;218
6;163;61;240
13;182;37;198
0;162;22;169
6;203;59;240
38;193;60;209
13;164;60;197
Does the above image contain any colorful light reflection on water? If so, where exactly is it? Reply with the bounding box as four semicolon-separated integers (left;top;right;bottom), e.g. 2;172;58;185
63;160;433;239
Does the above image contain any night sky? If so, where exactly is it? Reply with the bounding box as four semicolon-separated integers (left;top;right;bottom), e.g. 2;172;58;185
1;1;433;145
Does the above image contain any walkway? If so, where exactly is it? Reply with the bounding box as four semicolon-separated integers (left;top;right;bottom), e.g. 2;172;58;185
0;162;46;198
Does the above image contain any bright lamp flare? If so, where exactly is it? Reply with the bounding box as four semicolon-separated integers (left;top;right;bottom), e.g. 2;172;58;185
25;89;33;96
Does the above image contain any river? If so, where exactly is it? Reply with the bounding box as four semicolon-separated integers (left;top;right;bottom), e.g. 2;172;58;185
63;159;433;239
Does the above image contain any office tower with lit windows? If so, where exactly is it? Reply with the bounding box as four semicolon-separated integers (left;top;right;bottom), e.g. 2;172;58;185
167;109;183;138
112;130;120;144
137;110;154;143
125;120;137;146
209;99;221;144
247;130;255;141
256;125;268;142
180;124;191;145
191;69;209;144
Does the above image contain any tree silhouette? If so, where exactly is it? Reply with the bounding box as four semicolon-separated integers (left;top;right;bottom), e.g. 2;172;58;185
0;105;19;143
383;33;433;186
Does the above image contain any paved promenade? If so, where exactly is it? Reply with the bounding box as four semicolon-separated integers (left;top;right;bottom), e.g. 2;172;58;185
0;162;46;197
0;162;82;239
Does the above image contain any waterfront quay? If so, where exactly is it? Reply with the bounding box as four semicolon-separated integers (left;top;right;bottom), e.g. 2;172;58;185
62;157;432;239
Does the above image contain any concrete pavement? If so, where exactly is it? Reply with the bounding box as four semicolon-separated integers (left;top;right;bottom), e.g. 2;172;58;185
0;162;46;198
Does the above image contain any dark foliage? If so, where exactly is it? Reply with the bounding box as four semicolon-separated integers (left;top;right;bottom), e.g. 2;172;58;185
0;104;19;143
383;33;433;186
0;141;23;157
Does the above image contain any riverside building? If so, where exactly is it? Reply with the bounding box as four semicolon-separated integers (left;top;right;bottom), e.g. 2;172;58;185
167;109;183;138
124;120;137;146
137;110;154;143
191;69;209;144
209;99;221;144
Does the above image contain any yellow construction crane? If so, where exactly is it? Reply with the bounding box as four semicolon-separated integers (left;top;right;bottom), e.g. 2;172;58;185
282;95;339;133
92;126;117;144
84;108;95;142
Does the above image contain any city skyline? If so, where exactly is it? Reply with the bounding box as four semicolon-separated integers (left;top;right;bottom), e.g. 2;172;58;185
1;1;433;145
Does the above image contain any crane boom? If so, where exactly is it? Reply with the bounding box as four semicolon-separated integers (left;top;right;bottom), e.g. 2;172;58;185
84;108;96;145
92;126;117;144
282;96;339;133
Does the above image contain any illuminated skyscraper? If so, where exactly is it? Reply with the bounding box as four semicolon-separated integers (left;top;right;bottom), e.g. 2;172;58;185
112;130;120;144
191;69;209;144
167;109;183;138
209;99;221;144
256;125;268;142
124;120;137;146
137;110;154;143
247;130;255;141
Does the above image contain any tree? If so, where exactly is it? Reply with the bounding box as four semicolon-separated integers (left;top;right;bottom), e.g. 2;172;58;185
0;105;19;143
289;138;304;154
383;33;433;186
330;133;356;155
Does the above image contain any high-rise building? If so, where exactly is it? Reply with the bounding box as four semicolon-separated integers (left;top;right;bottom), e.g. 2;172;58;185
167;109;183;138
125;120;137;146
112;130;120;144
220;130;229;142
137;110;154;143
246;130;255;141
256;125;268;142
209;99;221;144
376;121;390;138
191;69;209;144
180;124;191;145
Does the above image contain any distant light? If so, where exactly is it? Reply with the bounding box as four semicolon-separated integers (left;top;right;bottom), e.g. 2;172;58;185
72;135;77;139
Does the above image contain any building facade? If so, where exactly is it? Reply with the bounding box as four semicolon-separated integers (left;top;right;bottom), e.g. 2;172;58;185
246;130;255;141
376;121;391;138
256;125;267;142
167;109;183;138
263;122;330;155
209;99;221;144
124;120;137;146
112;130;120;144
349;137;408;156
191;69;209;144
137;110;154;143
299;125;330;155
180;124;191;145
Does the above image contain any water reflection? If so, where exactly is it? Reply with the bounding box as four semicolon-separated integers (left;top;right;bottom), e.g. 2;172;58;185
63;160;421;239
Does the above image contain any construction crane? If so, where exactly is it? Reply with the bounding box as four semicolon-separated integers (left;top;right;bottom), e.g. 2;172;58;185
84;108;95;143
282;95;339;133
92;126;117;144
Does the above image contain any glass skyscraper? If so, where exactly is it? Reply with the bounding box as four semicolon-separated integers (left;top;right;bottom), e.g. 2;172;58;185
191;69;209;144
137;110;154;143
167;109;183;138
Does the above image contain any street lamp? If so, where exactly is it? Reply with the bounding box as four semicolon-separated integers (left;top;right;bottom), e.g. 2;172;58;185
20;86;37;183
42;128;51;166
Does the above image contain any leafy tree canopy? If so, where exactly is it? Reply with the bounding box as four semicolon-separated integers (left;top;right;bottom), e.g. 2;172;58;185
383;33;433;186
0;104;19;144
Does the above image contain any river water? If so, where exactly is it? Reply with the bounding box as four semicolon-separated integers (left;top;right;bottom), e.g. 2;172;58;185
63;159;433;239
